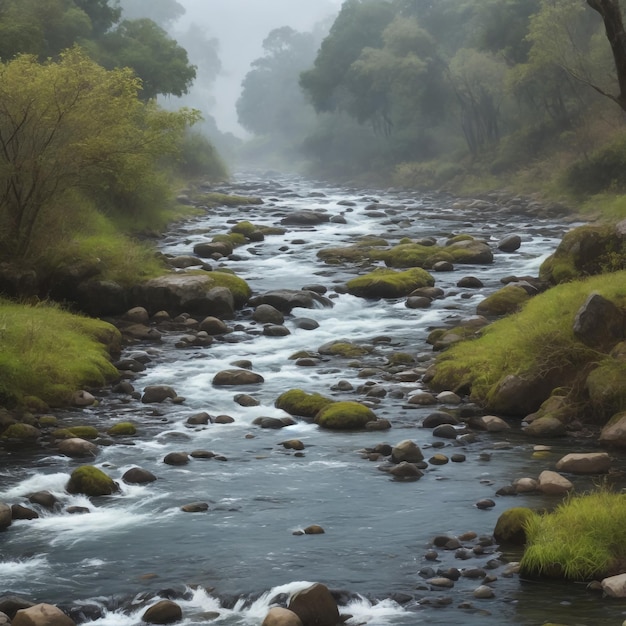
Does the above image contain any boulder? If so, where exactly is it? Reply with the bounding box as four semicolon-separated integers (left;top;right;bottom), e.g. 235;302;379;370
142;386;177;404
523;416;566;438
12;604;75;626
66;466;118;497
537;470;573;495
601;573;626;598
346;268;434;299
141;600;182;625
470;415;510;432
212;369;264;386
287;583;340;626
163;452;189;466
445;239;494;264
249;289;333;313
0;503;11;530
391;440;424;463
28;492;57;509
389;462;424;480
476;285;530;316
253;304;285;325
573;292;624;350
261;607;303;626
555;452;611;474
488;374;554;417
493;507;535;545
263;324;291;337
0;597;35;619
275;389;334;418
122;467;157;484
497;235;522;252
193;241;233;258
11;504;39;520
1;423;40;440
315;401;377;430
600;412;626;447
59;437;98;459
198;316;229;335
73;280;128;316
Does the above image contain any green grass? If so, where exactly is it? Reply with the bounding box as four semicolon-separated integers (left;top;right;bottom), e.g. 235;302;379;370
0;299;120;408
430;272;625;404
521;490;626;580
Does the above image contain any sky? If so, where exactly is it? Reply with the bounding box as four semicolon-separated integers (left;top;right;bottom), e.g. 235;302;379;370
174;0;342;136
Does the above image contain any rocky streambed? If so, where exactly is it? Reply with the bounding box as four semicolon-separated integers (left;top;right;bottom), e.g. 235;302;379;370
1;173;625;626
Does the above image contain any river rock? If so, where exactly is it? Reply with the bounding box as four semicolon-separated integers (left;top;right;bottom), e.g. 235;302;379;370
263;324;291;337
537;470;573;495
555;452;611;474
66;466;118;497
261;607;303;626
292;318;319;330
0;503;12;530
212;369;264;386
192;241;233;258
12;604;75;626
28;492;57;509
11;504;39;520
142;385;177;404
253;304;285;324
494;507;535;545
0;597;35;619
523;416;566;438
163;452;189;466
303;524;325;535
181;502;209;513
186;412;212;425
142;600;182;625
422;411;459;428
497;235;522;252
234;394;260;407
476;285;529;316
122;467;157;484
432;424;458;439
280;210;330;226
281;439;305;450
58;437;98;459
473;585;495;599
124;306;150;324
198;316;229;335
601;573;626;598
513;477;538;493
389;462;424;480
436;391;461;404
391;440;424;463
407;391;437;405
457;276;484;288
287;583;340;626
471;415;510;432
599;412;626;447
573;292;624;350
250;289;333;313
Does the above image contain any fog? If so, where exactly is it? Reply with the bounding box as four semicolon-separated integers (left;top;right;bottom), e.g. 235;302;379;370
173;0;342;136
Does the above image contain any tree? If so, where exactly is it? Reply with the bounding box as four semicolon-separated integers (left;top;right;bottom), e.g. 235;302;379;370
118;0;185;29
586;0;626;111
0;48;198;259
95;18;197;100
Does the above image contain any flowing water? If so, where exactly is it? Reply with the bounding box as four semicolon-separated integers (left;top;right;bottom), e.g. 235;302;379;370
1;173;624;625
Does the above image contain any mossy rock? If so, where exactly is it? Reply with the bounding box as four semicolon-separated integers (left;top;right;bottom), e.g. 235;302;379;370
387;352;416;366
212;233;247;248
446;240;494;264
288;350;318;360
230;221;257;236
494;507;537;546
275;389;335;418
476;285;530;316
586;360;626;421
539;224;624;284
207;271;251;307
446;234;475;245
346;268;434;299
1;423;40;440
107;422;137;436
315;401;378;430
258;226;287;236
317;245;377;265
53;425;99;439
66;465;118;496
318;340;371;358
38;415;59;427
375;243;438;268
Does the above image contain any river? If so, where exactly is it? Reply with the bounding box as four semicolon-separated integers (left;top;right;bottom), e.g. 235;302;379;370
1;173;623;625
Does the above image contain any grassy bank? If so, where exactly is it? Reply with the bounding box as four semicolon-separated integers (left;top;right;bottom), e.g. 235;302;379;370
0;299;121;409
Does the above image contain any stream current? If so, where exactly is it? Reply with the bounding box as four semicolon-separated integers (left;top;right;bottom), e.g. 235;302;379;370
2;173;624;625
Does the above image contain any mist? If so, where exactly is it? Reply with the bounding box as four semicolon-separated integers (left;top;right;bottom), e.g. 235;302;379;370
172;0;342;137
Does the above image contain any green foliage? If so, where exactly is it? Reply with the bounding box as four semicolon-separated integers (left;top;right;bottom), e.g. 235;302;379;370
315;401;378;429
521;490;626;580
476;285;530;316
175;130;228;181
0;299;120;408
429;272;624;404
275;389;335;418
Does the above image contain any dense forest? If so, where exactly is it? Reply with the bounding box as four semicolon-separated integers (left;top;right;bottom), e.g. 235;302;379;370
238;0;626;213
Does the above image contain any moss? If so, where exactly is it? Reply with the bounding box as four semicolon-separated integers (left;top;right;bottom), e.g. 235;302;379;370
318;340;371;358
539;224;622;284
520;490;626;580
476;285;530;316
428;273;626;407
207;271;251;307
315;401;378;429
375;243;439;268
107;422;137;436
53;425;99;439
1;423;40;439
212;233;247;248
387;352;416;366
38;415;58;427
446;234;475;245
586;360;626;420
275;389;335;418
317;246;377;265
0;299;120;409
66;465;118;497
230;221;257;236
346;268;434;299
258;226;287;236
494;507;538;546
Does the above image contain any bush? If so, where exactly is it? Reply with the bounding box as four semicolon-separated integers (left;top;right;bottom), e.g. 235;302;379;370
175;130;228;181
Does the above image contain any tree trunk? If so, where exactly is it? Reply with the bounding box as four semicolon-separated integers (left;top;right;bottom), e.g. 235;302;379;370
587;0;626;111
